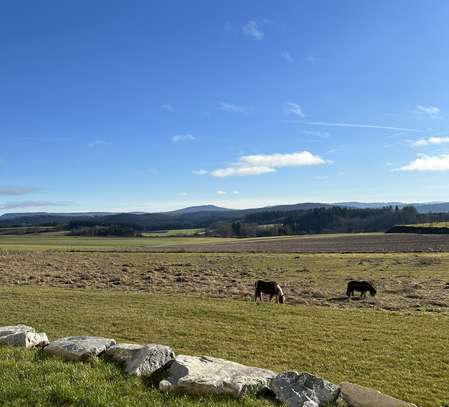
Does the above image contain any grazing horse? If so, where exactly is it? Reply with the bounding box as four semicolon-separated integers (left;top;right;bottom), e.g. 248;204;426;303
346;280;377;298
255;280;285;304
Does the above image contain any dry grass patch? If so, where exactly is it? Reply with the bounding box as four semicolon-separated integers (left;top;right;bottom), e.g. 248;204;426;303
1;251;449;312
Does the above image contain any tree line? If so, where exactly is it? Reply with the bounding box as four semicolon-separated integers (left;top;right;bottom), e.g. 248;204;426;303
206;206;430;237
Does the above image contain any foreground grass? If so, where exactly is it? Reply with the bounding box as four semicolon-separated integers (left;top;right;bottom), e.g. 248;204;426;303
0;348;273;407
0;287;448;406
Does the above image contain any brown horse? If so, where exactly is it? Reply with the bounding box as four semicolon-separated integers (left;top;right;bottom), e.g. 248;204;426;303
346;280;377;298
254;280;285;304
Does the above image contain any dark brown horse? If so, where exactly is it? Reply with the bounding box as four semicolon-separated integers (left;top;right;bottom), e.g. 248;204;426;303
346;280;377;298
255;280;285;304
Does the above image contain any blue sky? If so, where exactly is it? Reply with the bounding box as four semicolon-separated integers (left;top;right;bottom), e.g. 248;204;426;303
2;0;449;213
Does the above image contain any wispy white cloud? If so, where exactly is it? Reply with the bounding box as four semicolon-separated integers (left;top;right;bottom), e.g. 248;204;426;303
285;102;306;118
193;169;208;175
211;166;275;177
315;175;328;180
0;186;37;196
161;104;174;111
88;139;110;148
172;134;196;143
414;105;441;119
400;154;449;171
242;20;264;40
412;136;449;147
211;151;329;178
219;102;247;114
281;50;294;63
303;130;331;139
176;192;188;197
306;56;321;63
301;121;418;132
0;201;74;210
215;190;239;195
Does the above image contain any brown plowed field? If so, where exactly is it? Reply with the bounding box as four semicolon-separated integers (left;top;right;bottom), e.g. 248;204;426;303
143;233;449;253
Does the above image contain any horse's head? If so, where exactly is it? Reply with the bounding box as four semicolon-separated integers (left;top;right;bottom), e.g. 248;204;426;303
279;294;286;304
369;286;377;297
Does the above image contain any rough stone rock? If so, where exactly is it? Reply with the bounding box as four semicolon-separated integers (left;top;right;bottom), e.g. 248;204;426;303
104;343;175;376
155;355;276;397
0;325;48;348
340;383;418;407
270;371;340;407
44;336;115;361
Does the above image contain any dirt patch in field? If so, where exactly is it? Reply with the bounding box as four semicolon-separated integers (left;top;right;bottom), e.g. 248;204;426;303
1;250;448;312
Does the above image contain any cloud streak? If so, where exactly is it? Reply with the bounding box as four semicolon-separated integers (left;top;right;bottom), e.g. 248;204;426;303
161;104;174;111
300;121;418;132
219;102;247;113
0;186;37;196
88;139;110;148
286;102;306;118
242;20;264;40
0;201;74;210
172;134;196;143
414;105;440;119
211;166;275;177
281;51;294;63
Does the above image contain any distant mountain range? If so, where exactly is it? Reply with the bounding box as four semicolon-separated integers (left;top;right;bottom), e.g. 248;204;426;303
2;202;449;221
1;201;449;230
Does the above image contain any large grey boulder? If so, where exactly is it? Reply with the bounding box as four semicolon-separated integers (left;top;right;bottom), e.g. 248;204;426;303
154;355;276;397
340;383;418;407
44;336;115;361
104;343;175;376
0;325;48;348
270;372;340;407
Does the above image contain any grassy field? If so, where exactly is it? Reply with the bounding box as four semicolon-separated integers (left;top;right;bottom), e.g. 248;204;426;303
4;232;449;253
1;250;449;312
0;286;448;407
0;348;273;407
1;234;449;406
0;235;229;251
406;222;449;228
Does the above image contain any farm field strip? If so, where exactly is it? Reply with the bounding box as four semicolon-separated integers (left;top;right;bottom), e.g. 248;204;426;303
1;250;449;312
4;233;449;253
0;286;448;407
0;235;232;251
